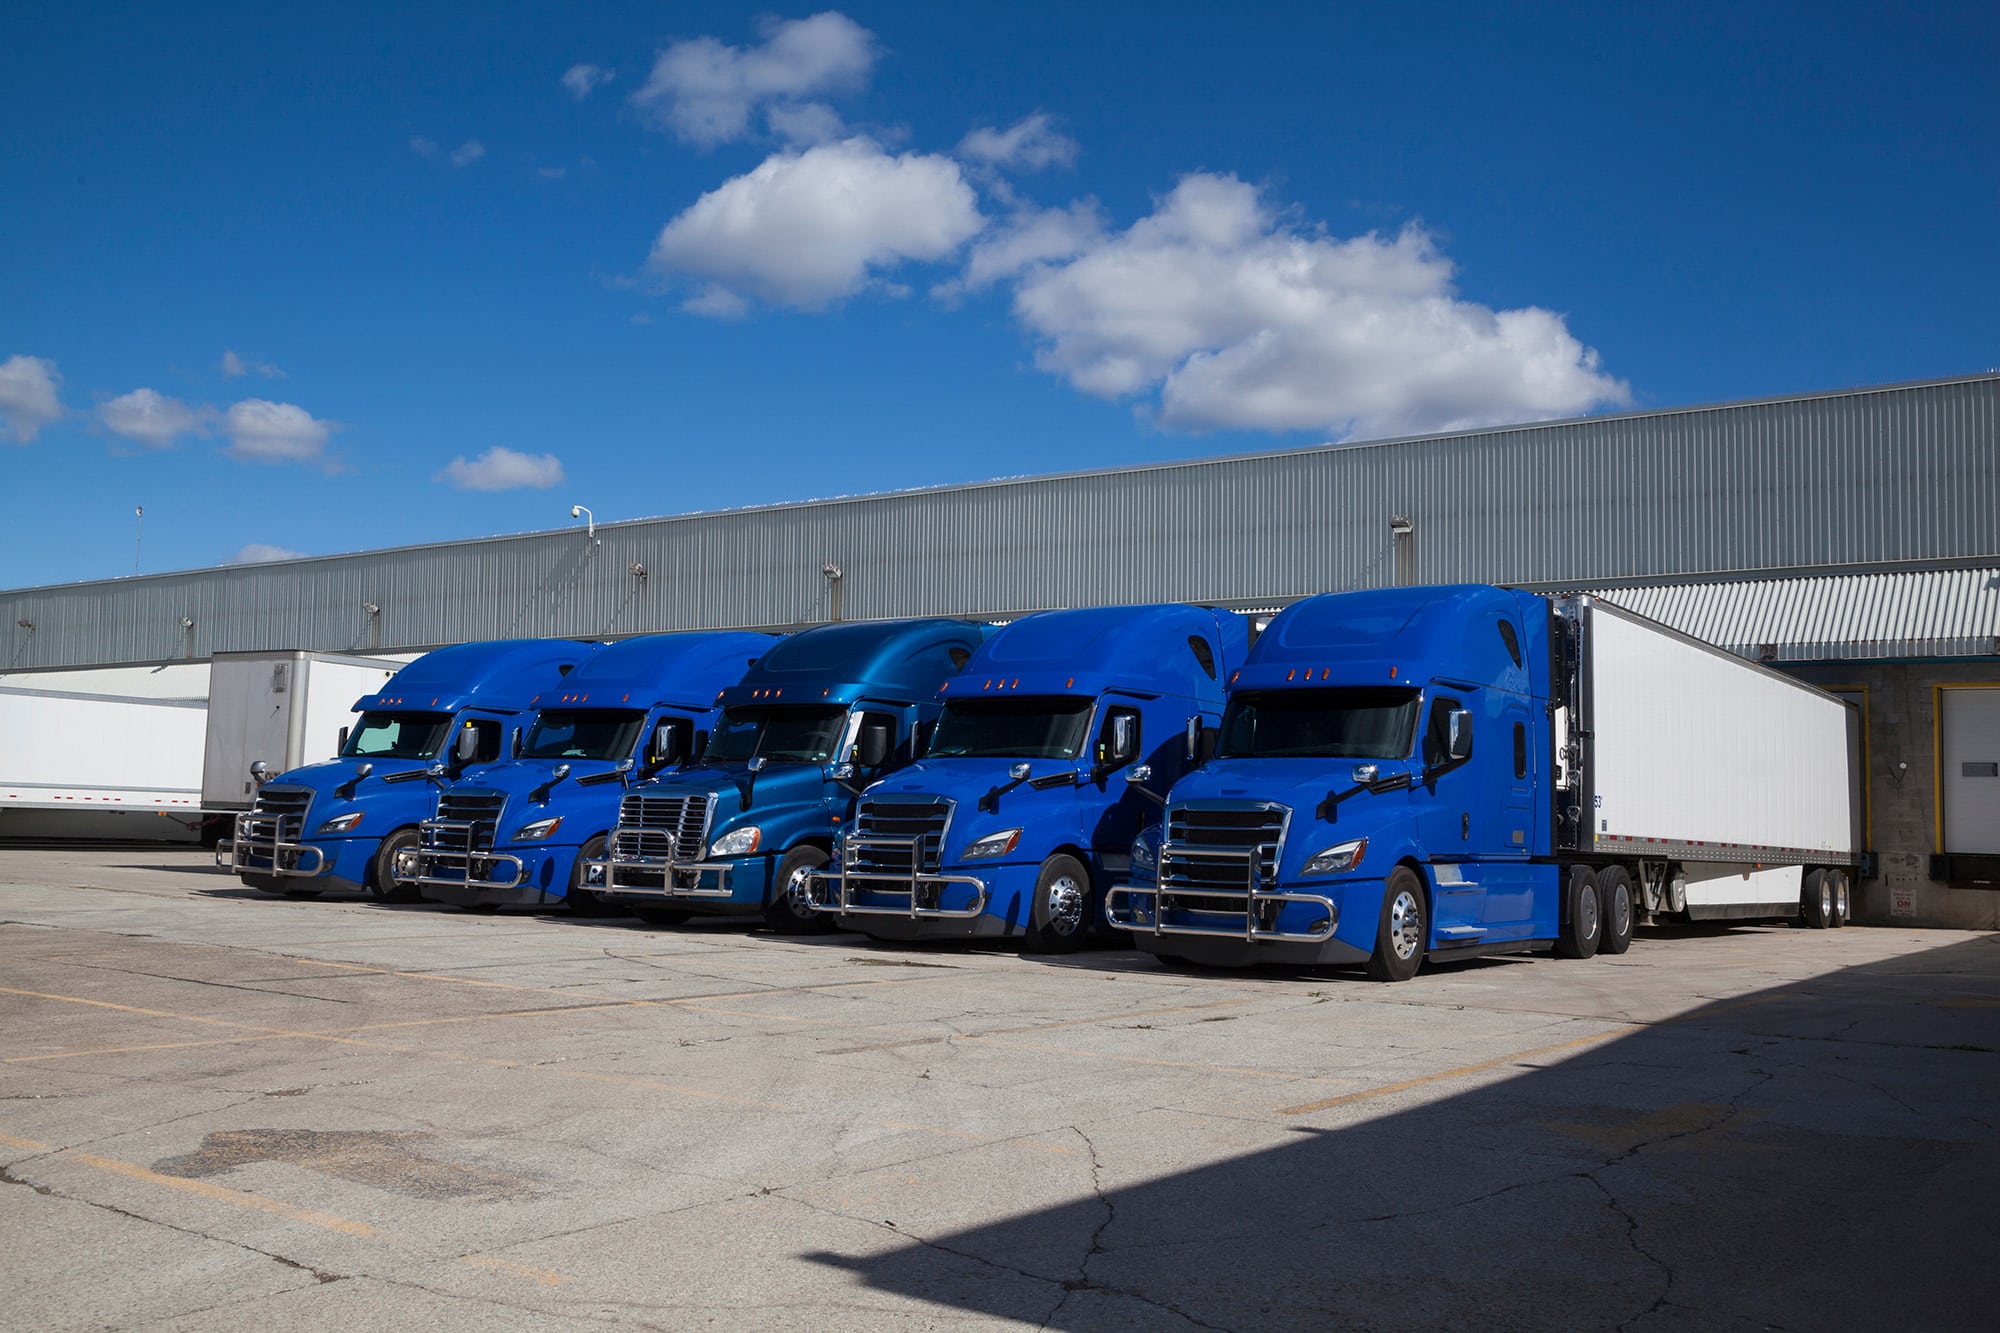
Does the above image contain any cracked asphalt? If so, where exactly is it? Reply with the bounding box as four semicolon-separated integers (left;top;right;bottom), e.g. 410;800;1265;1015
1;849;1995;1331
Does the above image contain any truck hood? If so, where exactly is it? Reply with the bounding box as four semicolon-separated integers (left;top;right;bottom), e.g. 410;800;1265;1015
634;762;834;849
864;757;1086;862
1168;758;1419;857
262;756;440;834
442;756;635;846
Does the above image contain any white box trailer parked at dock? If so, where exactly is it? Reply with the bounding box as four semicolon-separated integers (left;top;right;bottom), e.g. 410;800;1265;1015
1;664;212;822
1569;596;1861;920
201;651;407;811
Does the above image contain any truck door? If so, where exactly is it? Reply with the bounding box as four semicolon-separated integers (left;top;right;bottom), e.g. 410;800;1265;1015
1087;703;1147;857
1418;692;1486;932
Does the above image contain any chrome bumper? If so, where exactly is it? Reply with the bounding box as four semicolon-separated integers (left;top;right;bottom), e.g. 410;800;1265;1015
407;842;526;891
805;835;988;919
217;812;327;878
1106;843;1337;944
587;833;735;900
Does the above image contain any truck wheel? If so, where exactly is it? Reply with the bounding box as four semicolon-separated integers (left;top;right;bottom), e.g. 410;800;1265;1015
1598;866;1634;956
566;836;610;916
1365;867;1427;983
1829;870;1851;927
1801;870;1832;929
762;845;833;935
1557;865;1601;959
368;829;423;904
1025;854;1094;954
632;905;691;928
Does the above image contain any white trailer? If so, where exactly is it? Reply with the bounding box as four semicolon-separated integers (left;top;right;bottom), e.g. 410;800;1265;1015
200;651;407;811
1568;596;1861;922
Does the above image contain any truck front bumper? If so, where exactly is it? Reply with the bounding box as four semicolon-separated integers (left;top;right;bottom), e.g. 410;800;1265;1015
407;843;576;909
584;850;765;912
217;815;369;893
805;852;992;936
1106;873;1374;967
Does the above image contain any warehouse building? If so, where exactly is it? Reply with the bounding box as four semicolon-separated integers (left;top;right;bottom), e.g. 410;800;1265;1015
5;373;1997;927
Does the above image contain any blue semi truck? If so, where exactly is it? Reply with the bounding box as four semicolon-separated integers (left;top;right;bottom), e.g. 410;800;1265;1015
808;603;1248;951
404;631;778;912
220;639;595;900
1107;585;1859;980
584;618;987;930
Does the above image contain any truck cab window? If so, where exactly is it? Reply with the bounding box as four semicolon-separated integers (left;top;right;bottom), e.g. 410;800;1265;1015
521;710;646;761
1513;722;1528;778
1217;688;1420;760
1497;621;1522;668
343;711;451;759
1187;637;1216;679
932;697;1094;759
706;706;847;765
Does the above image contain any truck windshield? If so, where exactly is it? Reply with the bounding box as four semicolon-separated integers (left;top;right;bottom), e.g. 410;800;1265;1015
342;712;452;760
931;697;1094;759
1217;688;1421;760
706;706;848;766
520;710;645;761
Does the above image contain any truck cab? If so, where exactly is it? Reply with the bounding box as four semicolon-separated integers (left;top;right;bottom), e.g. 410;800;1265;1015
1109;585;1556;978
811;604;1247;951
220;639;594;900
584;618;984;931
405;632;776;912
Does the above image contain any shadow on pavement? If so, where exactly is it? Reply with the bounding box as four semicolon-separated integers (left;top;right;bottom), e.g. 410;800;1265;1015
810;935;2000;1330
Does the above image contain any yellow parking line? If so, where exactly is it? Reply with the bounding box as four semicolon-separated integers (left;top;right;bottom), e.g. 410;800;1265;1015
4;1033;303;1063
1277;1028;1631;1117
459;1255;573;1286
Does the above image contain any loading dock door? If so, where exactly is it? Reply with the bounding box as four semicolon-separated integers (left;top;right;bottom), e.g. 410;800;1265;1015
1940;686;2000;855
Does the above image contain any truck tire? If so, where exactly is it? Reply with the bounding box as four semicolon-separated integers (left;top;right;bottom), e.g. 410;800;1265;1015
369;829;423;904
1801;869;1832;929
763;845;833;934
1025;854;1094;954
1598;865;1634;956
1365;867;1427;983
1556;865;1601;959
566;835;610;916
1829;870;1851;927
632;905;691;928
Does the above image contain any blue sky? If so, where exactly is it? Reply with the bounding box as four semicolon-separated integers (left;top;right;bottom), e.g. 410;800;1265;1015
3;2;1994;591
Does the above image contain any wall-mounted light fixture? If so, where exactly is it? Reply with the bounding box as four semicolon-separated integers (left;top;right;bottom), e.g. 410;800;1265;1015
569;504;596;540
1389;516;1415;586
14;619;31;631
628;562;648;579
179;616;194;630
822;562;845;622
362;602;380;617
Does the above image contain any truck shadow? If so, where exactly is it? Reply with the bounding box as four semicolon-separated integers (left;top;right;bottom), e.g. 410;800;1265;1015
805;934;2000;1330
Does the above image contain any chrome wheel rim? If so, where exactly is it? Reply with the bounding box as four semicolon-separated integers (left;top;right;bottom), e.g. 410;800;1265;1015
1579;885;1599;942
785;864;816;915
1045;874;1085;935
1610;885;1630;937
1820;884;1833;922
1388;888;1422;960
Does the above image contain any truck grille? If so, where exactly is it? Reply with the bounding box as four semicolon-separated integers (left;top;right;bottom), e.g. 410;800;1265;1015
1161;802;1289;909
614;793;712;861
425;790;505;853
848;798;951;875
241;785;313;845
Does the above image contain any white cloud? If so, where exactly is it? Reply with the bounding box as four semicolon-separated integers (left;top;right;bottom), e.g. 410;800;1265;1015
957;113;1079;173
220;349;284;379
943;199;1104;297
649;137;983;311
764;99;846;146
630;11;876;147
1003;174;1629;439
223;399;335;464
537;165;568;180
435;446;566;491
409;136;440;158
450;140;486;168
228;543;306;564
0;354;63;443
562;63;615;99
98;388;203;449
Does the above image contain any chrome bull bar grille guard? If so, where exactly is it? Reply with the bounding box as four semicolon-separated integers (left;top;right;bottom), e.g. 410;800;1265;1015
217;798;327;879
410;820;526;891
806;834;989;919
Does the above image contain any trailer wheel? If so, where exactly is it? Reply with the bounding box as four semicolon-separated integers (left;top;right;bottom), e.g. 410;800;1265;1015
1365;867;1427;983
1026;854;1094;954
1801;869;1833;929
763;845;833;934
1829;870;1851;927
1598;866;1635;955
1557;865;1601;959
566;836;610;916
632;905;691;928
368;829;423;903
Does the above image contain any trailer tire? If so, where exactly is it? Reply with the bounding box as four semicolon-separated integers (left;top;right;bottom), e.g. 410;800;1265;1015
1364;867;1427;983
632;905;691;928
1598;865;1634;956
566;836;610;916
763;845;833;935
368;829;423;903
1829;870;1851;927
1557;865;1601;959
1801;869;1833;929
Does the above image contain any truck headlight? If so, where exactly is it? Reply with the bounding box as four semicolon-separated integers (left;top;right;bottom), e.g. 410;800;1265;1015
314;812;365;835
961;828;1021;860
513;817;563;841
1302;838;1367;877
709;826;762;858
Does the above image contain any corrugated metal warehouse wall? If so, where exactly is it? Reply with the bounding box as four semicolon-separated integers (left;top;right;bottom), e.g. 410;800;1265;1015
5;374;1996;670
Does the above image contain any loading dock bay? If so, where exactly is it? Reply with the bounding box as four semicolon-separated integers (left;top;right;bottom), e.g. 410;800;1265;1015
2;850;1995;1331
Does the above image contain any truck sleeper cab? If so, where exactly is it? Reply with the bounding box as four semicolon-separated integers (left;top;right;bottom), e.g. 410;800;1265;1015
585;618;985;932
219;639;594;901
810;603;1247;952
1107;585;1859;980
406;631;777;912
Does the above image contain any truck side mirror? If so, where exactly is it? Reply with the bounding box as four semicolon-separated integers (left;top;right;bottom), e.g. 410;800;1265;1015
510;728;522;759
855;718;893;770
337;725;350;753
913;720;936;759
1185;717;1217;764
454;724;479;765
1109;714;1140;766
649;718;690;768
1447;709;1473;761
1185;717;1200;761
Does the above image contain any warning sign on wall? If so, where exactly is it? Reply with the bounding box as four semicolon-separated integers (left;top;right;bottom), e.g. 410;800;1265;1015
1891;883;1917;918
